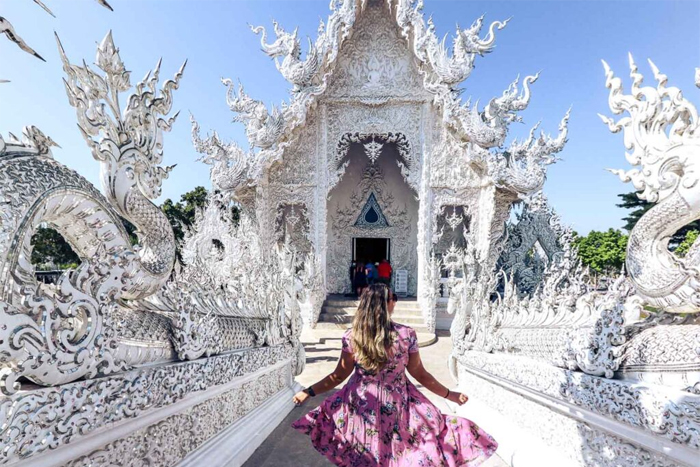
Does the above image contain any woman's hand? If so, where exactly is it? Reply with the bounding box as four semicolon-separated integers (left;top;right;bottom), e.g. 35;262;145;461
446;390;469;405
292;390;310;407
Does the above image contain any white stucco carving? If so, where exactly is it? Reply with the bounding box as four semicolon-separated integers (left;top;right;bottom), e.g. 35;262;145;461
6;2;696;467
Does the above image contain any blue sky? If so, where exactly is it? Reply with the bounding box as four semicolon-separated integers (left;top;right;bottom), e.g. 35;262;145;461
1;0;699;234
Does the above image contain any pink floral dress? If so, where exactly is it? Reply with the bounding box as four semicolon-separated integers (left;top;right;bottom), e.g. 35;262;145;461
292;322;498;466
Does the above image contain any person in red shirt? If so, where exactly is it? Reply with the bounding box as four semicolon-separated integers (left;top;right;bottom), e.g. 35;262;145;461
377;258;392;286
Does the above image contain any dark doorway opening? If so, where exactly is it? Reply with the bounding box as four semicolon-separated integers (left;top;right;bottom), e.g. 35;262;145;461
353;237;390;265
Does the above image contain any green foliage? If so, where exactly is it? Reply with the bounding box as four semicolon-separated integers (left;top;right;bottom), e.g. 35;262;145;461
160;186;209;246
30;227;81;270
675;230;699;258
618;191;700;247
31;187;213;270
573;228;628;276
121;217;139;245
616;192;651;232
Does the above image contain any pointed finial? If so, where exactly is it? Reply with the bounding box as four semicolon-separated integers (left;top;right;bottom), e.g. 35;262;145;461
33;0;56;18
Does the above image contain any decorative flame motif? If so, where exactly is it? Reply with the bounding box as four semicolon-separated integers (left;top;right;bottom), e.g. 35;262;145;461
427;15;510;86
57;30;185;291
251;20;321;91
223;79;285;150
445;206;464;231
363;137;384;164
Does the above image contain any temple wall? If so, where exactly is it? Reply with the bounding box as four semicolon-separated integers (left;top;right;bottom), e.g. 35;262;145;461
5;345;299;467
326;144;419;294
453;353;699;467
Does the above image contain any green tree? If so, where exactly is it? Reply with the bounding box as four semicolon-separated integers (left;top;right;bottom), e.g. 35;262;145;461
573;228;628;276
160;186;209;250
31;187;210;270
30;227;80;270
616;192;651;232
675;230;699;258
618;191;699;247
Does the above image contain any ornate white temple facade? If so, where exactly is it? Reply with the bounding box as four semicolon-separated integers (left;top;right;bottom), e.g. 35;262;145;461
0;0;698;466
192;0;569;333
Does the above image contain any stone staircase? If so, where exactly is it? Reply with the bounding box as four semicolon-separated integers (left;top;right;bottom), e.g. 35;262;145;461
314;295;437;346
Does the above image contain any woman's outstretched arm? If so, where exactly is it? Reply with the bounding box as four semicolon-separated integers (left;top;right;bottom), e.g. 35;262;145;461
292;349;354;406
406;349;469;405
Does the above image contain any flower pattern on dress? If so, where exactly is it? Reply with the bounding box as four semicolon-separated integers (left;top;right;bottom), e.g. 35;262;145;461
292;322;498;466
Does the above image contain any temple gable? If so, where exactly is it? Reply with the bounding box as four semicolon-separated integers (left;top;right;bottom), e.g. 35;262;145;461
326;0;426;100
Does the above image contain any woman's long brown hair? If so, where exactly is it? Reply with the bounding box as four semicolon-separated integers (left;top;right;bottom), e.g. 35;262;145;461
351;284;394;373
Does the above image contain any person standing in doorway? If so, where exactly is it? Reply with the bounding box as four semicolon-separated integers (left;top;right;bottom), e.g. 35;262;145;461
378;258;392;286
347;261;357;297
353;262;367;297
365;261;376;285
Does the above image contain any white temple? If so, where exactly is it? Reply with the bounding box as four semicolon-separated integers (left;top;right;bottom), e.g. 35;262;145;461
192;0;568;334
0;0;698;466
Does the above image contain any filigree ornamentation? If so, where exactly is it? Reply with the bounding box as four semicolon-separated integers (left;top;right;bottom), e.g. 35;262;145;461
62;366;291;467
251;21;321;92
0;345;294;465
444;206;464;231
275;202;312;254
457;353;699;466
0;30;192;393
460;351;700;450
0;28;311;410
58;30;184;295
327;1;425;100
224;79;285;150
601;57;700;313
327;163;417;295
363;137;384;164
426;15;510;87
354;192;390;228
498;192;566;295
333;131;414;190
159;281;223;361
191;115;251;195
490;109;571;198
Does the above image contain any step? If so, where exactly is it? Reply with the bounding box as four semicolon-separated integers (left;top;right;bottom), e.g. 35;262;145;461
324;299;421;311
310;321;436;347
317;313;425;326
321;306;423;317
323;300;421;311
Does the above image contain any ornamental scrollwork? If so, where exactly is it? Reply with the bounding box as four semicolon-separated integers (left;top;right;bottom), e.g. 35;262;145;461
601;57;700;313
250;21;322;92
58;30;184;294
426;15;510;87
334;131;415;192
0;344;295;465
0;30;309;399
327;163;417;295
497;192;566;296
224;79;286;150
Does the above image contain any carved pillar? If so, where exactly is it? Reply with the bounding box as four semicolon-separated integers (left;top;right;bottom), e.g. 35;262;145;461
256;184;275;257
417;103;433;325
473;184;514;276
319;103;329;292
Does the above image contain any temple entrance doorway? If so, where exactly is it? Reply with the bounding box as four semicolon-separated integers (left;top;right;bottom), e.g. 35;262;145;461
353;237;390;265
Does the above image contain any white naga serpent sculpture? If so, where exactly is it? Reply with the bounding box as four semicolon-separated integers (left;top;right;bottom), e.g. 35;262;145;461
601;56;700;313
0;32;302;395
0;32;184;393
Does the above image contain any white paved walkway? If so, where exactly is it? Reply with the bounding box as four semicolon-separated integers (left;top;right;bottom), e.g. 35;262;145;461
243;328;508;467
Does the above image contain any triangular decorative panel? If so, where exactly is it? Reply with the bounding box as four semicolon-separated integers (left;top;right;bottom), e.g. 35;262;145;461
355;192;389;228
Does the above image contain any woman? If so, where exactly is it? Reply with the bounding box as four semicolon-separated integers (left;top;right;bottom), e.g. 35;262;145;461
291;284;498;466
